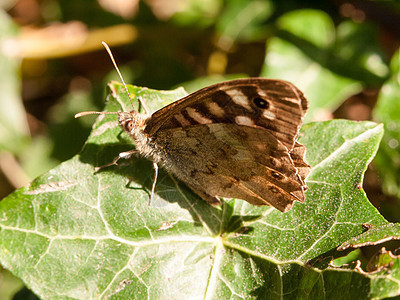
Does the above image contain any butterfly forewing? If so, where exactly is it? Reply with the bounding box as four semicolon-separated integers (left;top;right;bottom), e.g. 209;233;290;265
145;78;307;152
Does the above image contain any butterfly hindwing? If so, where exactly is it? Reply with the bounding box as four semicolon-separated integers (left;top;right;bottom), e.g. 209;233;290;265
155;123;307;212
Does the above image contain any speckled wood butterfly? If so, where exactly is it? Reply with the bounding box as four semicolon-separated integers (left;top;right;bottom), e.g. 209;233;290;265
76;45;310;212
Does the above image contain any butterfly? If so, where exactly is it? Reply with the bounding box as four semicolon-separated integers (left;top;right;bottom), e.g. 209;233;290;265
77;77;310;212
76;44;310;212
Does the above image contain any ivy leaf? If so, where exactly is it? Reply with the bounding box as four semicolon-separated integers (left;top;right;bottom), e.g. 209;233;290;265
339;223;400;251
0;82;393;299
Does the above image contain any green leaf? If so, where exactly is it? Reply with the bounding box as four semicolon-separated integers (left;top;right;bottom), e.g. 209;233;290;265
339;223;400;250
170;0;223;27
338;222;400;299
276;9;334;48
373;50;400;204
335;21;389;84
216;0;273;48
0;82;394;298
261;9;388;120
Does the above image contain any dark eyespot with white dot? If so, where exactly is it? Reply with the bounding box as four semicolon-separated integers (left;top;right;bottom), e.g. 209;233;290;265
253;97;269;109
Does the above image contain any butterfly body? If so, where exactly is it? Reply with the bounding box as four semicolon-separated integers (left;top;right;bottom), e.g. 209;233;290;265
116;78;310;212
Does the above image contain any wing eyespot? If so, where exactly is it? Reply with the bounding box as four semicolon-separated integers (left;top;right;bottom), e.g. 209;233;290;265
253;97;269;109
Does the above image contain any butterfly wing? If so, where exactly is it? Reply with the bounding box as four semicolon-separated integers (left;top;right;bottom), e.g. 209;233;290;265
146;78;307;151
145;78;310;211
156;124;305;212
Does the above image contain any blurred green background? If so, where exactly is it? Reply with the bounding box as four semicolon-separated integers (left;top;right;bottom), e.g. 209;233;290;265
0;0;400;298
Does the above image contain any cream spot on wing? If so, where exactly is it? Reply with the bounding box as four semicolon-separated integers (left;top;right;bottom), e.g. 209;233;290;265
235;116;255;126
257;90;268;97
186;107;212;124
174;113;191;127
262;110;276;119
206;102;225;118
225;89;252;111
281;96;299;104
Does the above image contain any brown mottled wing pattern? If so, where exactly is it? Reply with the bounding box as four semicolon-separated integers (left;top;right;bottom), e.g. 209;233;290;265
146;78;307;151
145;78;310;212
156;124;305;211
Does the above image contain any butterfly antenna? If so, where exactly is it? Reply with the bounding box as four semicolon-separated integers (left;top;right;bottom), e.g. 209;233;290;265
102;42;150;115
74;111;119;118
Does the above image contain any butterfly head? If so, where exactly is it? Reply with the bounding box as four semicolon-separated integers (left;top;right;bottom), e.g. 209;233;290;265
118;110;148;135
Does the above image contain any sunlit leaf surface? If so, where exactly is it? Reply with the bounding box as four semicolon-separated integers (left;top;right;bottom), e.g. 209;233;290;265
0;83;396;299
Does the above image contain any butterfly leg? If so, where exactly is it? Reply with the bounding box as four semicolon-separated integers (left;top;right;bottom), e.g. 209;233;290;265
149;162;159;205
94;150;138;171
